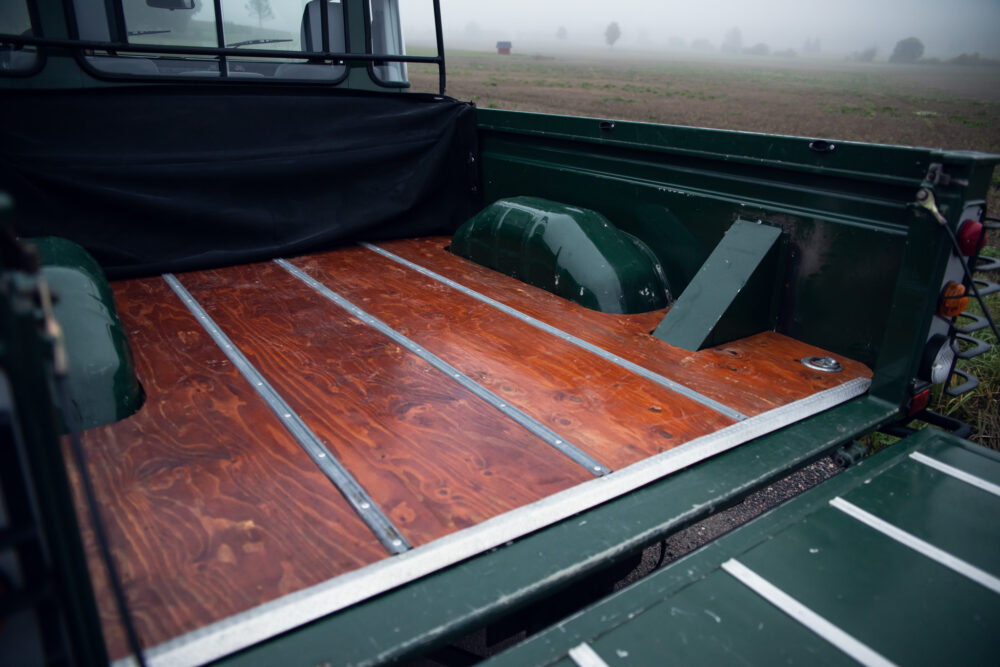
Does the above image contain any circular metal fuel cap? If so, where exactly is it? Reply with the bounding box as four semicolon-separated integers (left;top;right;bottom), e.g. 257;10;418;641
801;356;843;373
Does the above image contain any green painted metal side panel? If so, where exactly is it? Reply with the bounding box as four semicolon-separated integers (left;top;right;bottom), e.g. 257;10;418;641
30;236;143;430
742;508;997;665
486;429;1000;667
475;111;999;389
577;572;857;667
653;220;782;350
214;397;898;666
451;196;671;314
841;460;1000;573
921;439;1000;487
474;112;917;369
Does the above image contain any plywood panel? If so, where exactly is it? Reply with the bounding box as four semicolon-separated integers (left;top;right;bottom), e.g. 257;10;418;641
179;263;591;549
373;237;872;416
291;248;736;470
71;237;871;659
69;277;389;659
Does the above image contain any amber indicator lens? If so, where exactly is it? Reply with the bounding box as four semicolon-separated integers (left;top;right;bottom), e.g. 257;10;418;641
938;281;969;318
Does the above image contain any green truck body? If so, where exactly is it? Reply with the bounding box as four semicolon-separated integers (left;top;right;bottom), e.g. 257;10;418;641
1;1;998;665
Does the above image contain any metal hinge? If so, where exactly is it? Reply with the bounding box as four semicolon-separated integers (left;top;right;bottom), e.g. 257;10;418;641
925;162;970;188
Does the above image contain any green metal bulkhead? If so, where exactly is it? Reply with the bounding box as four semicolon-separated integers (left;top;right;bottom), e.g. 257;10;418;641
30;236;143;431
450;196;672;314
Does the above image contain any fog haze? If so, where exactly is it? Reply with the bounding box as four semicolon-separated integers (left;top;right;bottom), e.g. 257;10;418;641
403;0;1000;58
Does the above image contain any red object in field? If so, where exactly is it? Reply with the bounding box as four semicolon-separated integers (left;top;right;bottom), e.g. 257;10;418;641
907;387;931;417
497;41;512;55
957;219;985;256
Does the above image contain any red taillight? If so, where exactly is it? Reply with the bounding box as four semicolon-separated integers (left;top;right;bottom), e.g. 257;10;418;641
907;387;931;417
957;219;985;256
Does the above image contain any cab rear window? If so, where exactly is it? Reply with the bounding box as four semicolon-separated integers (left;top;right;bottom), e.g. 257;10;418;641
73;0;350;81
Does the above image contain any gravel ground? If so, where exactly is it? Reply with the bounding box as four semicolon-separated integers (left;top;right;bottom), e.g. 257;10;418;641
614;456;843;590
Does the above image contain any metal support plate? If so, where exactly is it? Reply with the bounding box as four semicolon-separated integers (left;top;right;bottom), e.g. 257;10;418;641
653;220;783;351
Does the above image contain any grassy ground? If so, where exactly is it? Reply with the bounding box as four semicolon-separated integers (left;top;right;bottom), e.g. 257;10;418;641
412;50;1000;449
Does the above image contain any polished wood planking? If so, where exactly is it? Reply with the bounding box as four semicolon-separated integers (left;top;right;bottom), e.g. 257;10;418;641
179;262;592;548
69;277;390;659
72;236;871;657
374;237;872;416
291;248;735;470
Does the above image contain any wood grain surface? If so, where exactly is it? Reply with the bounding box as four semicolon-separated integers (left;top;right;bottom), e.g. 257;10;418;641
71;236;871;658
68;277;390;659
291;249;736;470
179;262;591;549
372;237;873;416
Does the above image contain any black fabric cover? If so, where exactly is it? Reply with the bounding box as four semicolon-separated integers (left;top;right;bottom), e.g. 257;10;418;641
0;86;480;278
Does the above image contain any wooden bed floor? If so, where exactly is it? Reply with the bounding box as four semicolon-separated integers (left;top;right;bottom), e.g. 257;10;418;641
70;238;872;660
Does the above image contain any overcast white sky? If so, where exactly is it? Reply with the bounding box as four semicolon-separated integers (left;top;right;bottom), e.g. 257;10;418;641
401;0;1000;57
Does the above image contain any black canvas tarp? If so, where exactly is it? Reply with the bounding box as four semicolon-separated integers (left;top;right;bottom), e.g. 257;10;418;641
0;86;480;278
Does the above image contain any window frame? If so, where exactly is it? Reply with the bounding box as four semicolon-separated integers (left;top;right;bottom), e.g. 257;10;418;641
0;0;446;92
0;0;45;78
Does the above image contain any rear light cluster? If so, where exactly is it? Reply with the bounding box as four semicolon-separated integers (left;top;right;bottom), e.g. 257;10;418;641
918;213;997;399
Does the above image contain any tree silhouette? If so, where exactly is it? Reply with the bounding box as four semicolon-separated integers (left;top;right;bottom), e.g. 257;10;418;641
557;26;568;40
721;27;742;54
853;46;877;63
889;37;924;64
605;22;621;48
245;0;273;28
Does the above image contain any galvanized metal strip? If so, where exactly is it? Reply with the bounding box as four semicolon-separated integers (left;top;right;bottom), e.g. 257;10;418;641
275;259;610;477
909;452;1000;498
361;242;750;422
830;497;1000;594
162;274;410;555
567;642;611;667
721;559;897;667
113;377;869;667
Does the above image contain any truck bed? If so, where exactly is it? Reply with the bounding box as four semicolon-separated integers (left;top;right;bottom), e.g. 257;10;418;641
68;238;872;663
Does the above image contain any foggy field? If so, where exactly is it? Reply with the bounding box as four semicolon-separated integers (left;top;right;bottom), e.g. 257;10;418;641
410;50;1000;154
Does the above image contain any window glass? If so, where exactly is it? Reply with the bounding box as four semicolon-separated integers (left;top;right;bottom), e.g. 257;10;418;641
122;1;217;48
369;0;408;85
0;0;38;74
78;0;346;80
